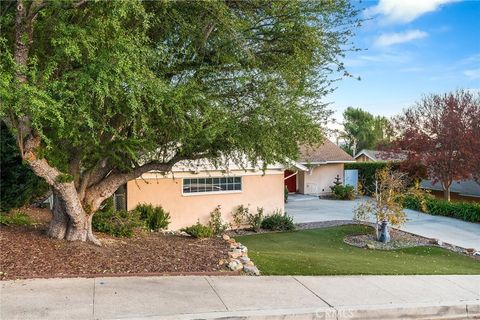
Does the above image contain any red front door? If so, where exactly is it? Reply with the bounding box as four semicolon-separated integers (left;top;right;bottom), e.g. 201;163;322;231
284;170;297;193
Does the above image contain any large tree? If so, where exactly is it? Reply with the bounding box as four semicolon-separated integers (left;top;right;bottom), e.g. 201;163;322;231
465;97;480;184
392;90;480;201
0;0;359;243
341;107;393;155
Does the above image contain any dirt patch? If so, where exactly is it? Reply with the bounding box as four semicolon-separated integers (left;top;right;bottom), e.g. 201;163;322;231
0;209;230;280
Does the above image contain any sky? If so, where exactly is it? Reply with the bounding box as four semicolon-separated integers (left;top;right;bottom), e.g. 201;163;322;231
327;0;480;128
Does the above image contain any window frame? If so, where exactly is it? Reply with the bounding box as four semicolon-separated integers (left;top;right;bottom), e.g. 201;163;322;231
181;176;242;196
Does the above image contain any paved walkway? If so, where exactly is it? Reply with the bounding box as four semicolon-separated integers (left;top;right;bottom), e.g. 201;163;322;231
1;275;479;319
287;195;480;250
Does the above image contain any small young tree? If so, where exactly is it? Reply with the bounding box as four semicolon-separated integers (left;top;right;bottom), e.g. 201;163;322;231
354;166;407;242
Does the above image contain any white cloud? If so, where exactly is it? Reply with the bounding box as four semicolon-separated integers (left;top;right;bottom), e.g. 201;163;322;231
366;0;458;24
374;30;428;47
463;69;480;80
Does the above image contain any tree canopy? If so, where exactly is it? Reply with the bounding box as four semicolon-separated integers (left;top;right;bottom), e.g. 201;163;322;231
0;0;360;242
392;90;480;201
340;107;393;156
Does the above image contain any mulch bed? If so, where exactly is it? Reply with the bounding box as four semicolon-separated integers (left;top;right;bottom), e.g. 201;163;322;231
0;209;230;281
344;228;432;250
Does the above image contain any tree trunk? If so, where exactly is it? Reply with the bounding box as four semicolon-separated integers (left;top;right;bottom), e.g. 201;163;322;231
442;182;451;202
47;189;101;245
47;191;69;239
443;187;450;202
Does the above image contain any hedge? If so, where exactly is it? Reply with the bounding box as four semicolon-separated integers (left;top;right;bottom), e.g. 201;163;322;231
403;194;480;223
344;162;399;195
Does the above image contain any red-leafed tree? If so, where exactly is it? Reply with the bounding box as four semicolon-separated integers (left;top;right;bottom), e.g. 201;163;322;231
465;100;480;184
392;90;480;201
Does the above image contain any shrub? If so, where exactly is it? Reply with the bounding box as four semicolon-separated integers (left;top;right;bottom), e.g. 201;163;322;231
92;199;144;237
231;205;265;232
345;161;425;196
261;211;295;231
246;207;264;232
345;162;394;195
0;212;33;226
0;121;50;212
330;185;355;200
208;206;229;235
134;203;170;231
181;221;213;238
232;205;249;230
403;194;480;223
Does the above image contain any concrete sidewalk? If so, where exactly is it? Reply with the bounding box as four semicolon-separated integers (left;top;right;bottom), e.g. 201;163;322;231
1;275;479;319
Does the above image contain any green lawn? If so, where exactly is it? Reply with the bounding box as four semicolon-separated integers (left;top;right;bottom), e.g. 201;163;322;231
236;225;480;275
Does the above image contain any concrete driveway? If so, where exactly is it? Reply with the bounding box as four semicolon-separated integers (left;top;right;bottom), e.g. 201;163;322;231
286;195;480;250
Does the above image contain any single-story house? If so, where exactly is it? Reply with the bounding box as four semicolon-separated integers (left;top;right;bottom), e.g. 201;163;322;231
421;179;480;201
354;149;406;162
114;160;285;230
284;140;355;195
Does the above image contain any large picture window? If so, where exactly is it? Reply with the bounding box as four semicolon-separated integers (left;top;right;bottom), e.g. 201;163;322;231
183;177;242;194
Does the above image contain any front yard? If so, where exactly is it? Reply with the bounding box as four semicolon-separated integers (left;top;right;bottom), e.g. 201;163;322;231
237;225;480;275
0;209;230;280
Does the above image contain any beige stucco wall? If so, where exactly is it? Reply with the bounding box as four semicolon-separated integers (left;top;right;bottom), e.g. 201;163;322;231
297;170;305;194
355;155;371;162
126;171;284;230
299;163;345;195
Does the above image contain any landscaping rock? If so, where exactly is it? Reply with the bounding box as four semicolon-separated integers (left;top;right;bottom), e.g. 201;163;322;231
429;238;439;245
228;251;243;259
222;234;230;241
239;256;251;264
228;259;243;271
243;265;260;276
365;243;375;250
465;248;476;254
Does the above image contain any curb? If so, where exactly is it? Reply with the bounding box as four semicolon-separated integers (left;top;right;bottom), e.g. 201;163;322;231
157;302;480;320
1;270;242;281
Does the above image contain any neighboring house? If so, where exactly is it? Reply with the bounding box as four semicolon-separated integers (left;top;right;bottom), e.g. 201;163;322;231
114;160;285;230
284;140;355;195
354;149;406;162
421;179;480;201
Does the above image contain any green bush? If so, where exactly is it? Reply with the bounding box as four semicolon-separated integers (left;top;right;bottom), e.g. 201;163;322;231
0;121;50;212
92;199;144;237
208;206;229;235
181;221;214;238
0;212;33;226
330;185;355;200
345;162;395;195
403;194;480;223
261;211;295;231
231;205;265;232
246;207;264;232
134;203;170;231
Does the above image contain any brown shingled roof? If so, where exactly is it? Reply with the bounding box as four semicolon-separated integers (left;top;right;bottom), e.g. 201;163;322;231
298;140;354;163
